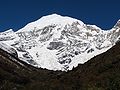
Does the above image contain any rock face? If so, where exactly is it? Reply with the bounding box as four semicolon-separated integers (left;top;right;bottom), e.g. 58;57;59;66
0;14;120;71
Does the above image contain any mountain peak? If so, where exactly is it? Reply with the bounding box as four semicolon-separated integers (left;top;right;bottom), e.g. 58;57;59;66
41;13;62;18
2;29;13;33
0;29;14;35
17;14;84;32
116;19;120;27
114;19;120;28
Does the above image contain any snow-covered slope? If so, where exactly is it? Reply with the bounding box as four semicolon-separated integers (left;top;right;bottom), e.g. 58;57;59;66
0;14;120;71
0;42;18;57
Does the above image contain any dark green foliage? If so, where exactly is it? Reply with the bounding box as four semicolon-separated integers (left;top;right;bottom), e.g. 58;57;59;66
0;42;120;90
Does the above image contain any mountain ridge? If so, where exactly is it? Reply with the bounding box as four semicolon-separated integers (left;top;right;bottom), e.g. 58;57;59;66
0;14;120;71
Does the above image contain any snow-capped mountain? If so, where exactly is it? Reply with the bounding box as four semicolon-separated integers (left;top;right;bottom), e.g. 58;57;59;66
0;14;120;71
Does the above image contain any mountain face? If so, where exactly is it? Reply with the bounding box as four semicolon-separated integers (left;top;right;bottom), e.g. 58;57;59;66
0;36;120;90
0;14;120;71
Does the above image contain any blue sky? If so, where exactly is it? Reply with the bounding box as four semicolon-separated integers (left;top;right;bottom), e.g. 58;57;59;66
0;0;120;32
